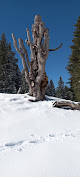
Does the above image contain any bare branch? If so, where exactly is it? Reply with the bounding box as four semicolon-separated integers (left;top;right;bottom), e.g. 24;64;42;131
18;38;30;67
11;33;21;54
49;43;63;51
43;28;49;50
25;39;30;46
26;28;35;61
11;33;30;85
39;22;44;40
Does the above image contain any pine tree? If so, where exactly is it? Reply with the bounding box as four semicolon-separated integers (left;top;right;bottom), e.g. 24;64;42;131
18;71;29;94
0;33;21;93
7;42;21;92
46;79;55;96
64;85;73;100
66;16;80;101
56;76;64;98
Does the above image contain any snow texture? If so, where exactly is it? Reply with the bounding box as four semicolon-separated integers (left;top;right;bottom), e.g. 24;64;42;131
0;93;80;177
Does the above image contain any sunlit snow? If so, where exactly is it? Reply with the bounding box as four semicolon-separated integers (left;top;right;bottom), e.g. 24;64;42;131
0;93;80;177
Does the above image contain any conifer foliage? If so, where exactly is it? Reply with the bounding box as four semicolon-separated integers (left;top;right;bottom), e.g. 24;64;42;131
46;79;55;96
56;76;64;98
66;16;80;101
0;33;21;93
46;77;71;100
18;71;29;94
64;85;72;100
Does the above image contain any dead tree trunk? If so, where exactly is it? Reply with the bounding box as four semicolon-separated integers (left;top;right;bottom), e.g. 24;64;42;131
12;15;62;101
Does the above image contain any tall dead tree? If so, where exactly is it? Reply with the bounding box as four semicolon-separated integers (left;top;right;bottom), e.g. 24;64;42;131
12;15;62;101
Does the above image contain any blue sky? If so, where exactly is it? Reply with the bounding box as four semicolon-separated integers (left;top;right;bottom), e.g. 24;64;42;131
0;0;80;87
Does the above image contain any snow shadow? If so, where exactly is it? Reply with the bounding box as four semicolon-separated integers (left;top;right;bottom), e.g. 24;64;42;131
9;98;21;102
5;140;23;147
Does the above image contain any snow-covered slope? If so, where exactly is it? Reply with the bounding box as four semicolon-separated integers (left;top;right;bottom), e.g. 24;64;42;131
0;93;80;177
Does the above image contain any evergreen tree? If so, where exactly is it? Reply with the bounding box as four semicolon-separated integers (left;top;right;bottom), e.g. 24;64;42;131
64;85;73;100
56;76;64;98
66;16;80;101
46;79;55;96
0;33;21;93
18;71;29;94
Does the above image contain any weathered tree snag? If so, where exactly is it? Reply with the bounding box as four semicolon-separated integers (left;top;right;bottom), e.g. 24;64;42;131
52;101;80;110
12;15;62;101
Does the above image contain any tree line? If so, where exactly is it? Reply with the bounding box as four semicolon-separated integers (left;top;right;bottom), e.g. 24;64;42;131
0;16;80;101
46;77;73;100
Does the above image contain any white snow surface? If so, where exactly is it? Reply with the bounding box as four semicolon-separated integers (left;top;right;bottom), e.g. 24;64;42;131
0;93;80;177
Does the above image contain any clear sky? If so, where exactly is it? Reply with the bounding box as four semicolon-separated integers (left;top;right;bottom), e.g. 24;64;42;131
0;0;80;87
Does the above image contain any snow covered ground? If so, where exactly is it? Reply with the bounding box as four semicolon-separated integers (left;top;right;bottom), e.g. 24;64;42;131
0;93;80;177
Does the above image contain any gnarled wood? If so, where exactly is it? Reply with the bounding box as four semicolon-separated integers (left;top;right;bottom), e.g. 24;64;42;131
12;15;62;101
53;101;80;110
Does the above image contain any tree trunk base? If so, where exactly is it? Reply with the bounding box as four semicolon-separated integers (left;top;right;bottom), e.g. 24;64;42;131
29;73;48;101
